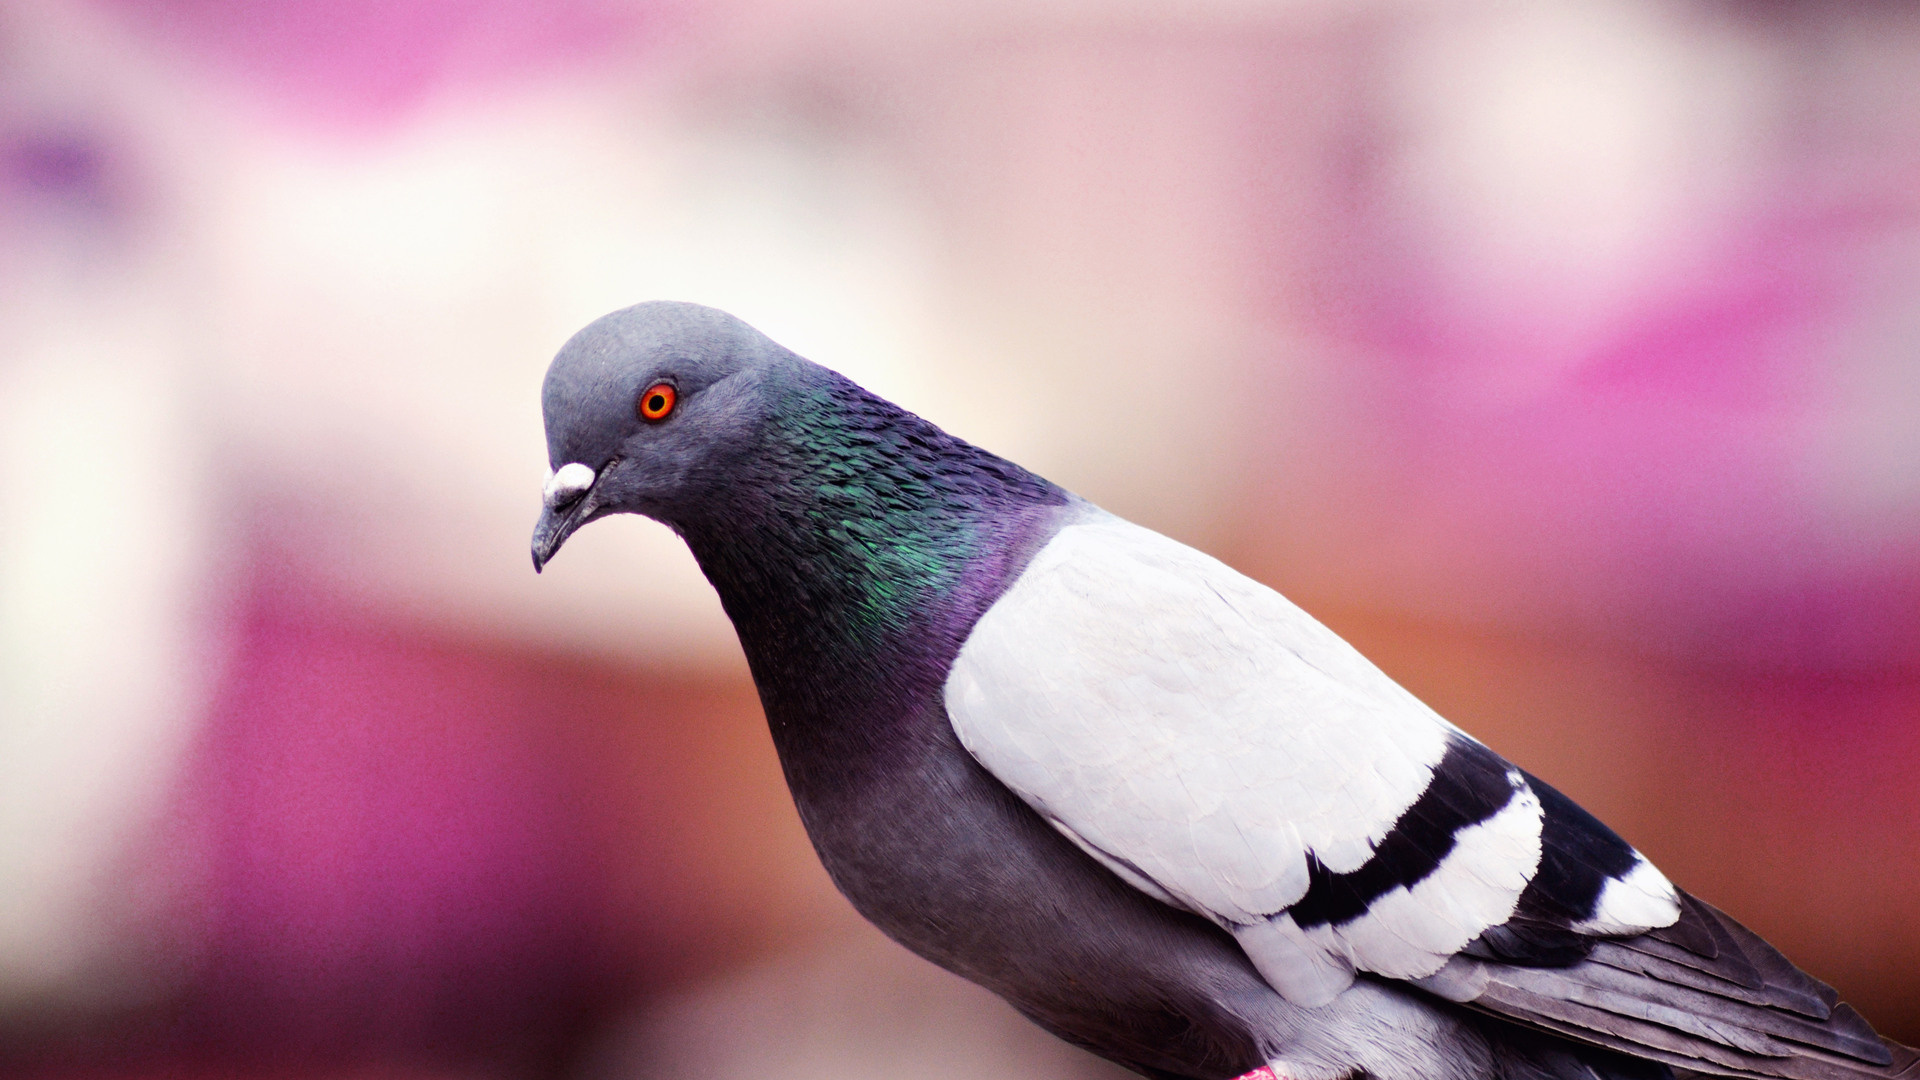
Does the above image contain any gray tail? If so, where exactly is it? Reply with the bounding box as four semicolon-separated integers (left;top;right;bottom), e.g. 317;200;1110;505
1425;890;1918;1080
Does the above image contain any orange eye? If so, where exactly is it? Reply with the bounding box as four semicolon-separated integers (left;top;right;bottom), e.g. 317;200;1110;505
637;382;676;421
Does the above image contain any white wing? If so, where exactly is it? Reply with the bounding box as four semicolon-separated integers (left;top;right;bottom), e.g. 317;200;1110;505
944;514;1553;1006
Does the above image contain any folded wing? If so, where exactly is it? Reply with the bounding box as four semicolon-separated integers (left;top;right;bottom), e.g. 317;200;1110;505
944;514;1909;1080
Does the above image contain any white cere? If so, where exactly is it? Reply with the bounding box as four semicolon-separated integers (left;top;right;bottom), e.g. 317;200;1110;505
543;462;596;508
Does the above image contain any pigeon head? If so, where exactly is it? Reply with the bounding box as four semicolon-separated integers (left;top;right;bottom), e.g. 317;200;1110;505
532;300;1069;692
531;301;795;571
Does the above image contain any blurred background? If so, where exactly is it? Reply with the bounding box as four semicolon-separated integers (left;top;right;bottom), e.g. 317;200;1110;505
3;0;1919;1076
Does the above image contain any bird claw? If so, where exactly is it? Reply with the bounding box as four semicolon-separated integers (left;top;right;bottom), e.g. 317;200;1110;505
1234;1068;1282;1080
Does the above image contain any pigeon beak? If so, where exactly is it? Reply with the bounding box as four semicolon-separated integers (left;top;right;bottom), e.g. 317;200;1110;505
531;462;598;573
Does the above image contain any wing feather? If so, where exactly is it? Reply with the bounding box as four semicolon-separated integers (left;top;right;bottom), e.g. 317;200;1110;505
946;513;1908;1080
946;515;1553;1003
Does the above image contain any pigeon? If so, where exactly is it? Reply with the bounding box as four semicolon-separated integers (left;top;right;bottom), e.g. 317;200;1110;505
531;301;1916;1080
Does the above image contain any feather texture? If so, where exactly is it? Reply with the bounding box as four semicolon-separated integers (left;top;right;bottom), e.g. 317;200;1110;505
940;512;1909;1080
1420;893;1915;1080
945;514;1679;1008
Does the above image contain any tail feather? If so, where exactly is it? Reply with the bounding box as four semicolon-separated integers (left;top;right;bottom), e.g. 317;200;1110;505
1624;898;1840;1019
1417;891;1912;1080
1469;974;1907;1080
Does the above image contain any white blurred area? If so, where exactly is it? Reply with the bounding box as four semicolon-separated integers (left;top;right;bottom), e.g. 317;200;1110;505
0;0;214;1007
4;0;1920;1073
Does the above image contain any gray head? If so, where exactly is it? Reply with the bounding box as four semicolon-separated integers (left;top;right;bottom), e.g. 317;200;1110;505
530;301;796;571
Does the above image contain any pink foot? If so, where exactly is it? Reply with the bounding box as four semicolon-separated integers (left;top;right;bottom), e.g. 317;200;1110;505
1233;1069;1280;1080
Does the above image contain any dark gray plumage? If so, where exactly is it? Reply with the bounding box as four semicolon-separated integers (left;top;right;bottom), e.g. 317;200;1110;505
531;301;1915;1080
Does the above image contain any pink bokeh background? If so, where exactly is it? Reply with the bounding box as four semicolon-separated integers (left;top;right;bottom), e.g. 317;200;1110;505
3;1;1918;1078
